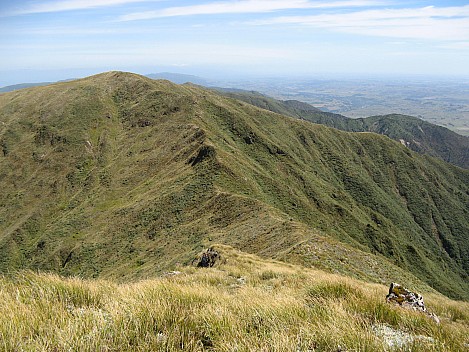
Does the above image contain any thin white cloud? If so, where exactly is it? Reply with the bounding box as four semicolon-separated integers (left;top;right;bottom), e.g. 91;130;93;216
5;0;154;16
248;5;469;41
118;0;387;21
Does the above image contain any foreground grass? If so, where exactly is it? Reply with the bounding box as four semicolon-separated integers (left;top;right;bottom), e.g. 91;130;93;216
1;245;468;351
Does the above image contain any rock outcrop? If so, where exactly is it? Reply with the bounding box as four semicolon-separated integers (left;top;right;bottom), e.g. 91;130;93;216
386;283;440;323
194;248;220;268
386;282;426;312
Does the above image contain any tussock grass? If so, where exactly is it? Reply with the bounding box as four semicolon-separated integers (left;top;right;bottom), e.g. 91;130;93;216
0;245;467;351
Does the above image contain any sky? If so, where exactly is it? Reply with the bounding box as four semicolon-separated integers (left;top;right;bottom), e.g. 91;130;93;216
1;0;469;85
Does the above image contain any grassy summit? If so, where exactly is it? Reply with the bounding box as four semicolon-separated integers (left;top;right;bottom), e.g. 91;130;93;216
0;72;468;300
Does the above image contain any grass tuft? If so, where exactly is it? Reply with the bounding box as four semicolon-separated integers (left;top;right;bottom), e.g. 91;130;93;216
0;246;467;351
306;281;363;301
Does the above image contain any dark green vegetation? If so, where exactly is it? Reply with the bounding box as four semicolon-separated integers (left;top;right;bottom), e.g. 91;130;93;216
218;89;469;169
1;72;468;300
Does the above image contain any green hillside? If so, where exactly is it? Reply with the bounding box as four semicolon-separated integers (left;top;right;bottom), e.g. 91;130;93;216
217;89;469;169
0;72;468;300
215;88;324;118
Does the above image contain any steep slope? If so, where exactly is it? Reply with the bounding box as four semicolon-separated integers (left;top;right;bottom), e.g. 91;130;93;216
0;72;468;299
217;89;469;169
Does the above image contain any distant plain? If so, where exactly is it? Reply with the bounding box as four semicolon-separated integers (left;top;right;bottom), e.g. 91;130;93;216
213;77;469;136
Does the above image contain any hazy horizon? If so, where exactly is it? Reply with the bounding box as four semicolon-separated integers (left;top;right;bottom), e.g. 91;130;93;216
1;67;469;88
1;0;469;86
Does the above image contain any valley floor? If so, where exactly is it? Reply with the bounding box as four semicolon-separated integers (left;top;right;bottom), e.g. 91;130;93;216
1;245;468;351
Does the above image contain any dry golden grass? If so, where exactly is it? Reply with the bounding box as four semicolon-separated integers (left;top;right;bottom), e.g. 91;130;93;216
1;245;468;351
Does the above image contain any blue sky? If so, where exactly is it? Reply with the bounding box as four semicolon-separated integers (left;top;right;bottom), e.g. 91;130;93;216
1;0;469;85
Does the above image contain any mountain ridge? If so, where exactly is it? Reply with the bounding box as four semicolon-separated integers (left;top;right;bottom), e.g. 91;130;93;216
2;76;467;170
217;89;469;169
0;71;468;299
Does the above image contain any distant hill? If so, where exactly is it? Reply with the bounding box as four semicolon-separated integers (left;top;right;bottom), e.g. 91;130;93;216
0;73;209;93
217;89;469;169
0;82;53;93
216;88;323;117
0;72;468;300
146;72;210;85
0;79;76;93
